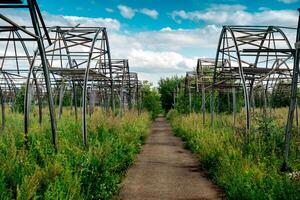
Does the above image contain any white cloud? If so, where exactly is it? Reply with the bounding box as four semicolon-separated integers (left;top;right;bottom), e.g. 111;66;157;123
117;5;135;19
170;5;298;27
0;6;298;85
117;4;159;20
105;8;114;13
160;27;172;31
140;8;159;19
132;25;220;51
128;49;194;73
0;10;121;31
60;16;120;30
277;0;298;3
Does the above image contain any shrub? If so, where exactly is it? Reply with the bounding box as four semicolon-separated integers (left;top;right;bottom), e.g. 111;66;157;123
169;111;300;199
0;109;150;199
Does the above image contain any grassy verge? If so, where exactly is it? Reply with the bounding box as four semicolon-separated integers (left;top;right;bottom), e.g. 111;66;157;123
0;109;150;199
167;109;300;200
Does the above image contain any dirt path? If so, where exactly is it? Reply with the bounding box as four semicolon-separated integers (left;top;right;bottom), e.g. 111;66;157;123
118;116;223;200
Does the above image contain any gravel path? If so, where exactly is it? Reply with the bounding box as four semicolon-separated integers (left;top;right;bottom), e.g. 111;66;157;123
118;116;223;200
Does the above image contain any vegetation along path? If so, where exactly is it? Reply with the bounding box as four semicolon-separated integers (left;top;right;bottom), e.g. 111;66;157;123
118;116;223;200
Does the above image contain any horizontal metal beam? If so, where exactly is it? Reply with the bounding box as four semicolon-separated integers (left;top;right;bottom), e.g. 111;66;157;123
242;49;295;53
0;0;23;3
0;5;27;8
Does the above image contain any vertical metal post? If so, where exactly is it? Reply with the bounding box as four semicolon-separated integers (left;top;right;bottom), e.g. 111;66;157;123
188;84;192;113
282;8;300;171
202;83;205;127
58;81;65;119
211;28;226;128
28;84;33;113
210;89;214;127
232;87;236;128
72;81;78;120
82;29;101;147
103;29;115;112
27;0;57;147
33;72;42;125
296;98;299;130
263;84;267;115
251;91;256;112
89;90;95;115
128;78;132;110
104;88;109;112
0;88;5;130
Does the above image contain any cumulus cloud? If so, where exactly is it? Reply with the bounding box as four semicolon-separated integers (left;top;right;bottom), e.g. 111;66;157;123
117;5;135;19
105;8;114;13
133;25;220;51
0;9;121;31
127;49;194;73
0;5;298;85
277;0;298;3
126;49;195;85
0;9;195;85
140;8;159;19
170;4;298;27
117;4;159;20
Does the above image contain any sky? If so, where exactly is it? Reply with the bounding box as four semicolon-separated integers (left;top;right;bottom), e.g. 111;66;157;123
3;0;300;85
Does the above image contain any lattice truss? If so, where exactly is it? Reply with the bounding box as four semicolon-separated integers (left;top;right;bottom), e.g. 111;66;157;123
212;26;296;130
182;26;297;131
0;0;140;147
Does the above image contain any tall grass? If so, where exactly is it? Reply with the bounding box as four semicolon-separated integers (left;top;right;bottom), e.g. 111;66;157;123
0;108;150;199
168;109;300;199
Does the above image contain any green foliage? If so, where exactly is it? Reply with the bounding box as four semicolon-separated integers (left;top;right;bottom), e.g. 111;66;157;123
0;110;150;199
173;90;189;114
14;86;25;113
169;112;300;200
141;81;162;119
166;109;179;121
216;90;243;113
270;81;291;108
158;76;182;112
55;86;82;107
159;76;245;114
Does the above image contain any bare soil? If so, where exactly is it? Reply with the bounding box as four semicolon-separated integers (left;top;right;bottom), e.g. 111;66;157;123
118;116;223;200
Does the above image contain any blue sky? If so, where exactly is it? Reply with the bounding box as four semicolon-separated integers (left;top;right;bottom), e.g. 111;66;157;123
5;0;300;84
39;0;299;31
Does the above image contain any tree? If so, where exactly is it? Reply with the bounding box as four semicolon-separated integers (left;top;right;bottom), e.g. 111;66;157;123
141;81;162;119
158;76;182;113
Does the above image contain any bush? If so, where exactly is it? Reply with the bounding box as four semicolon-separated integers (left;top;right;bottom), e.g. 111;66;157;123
0;109;150;199
170;112;300;199
141;81;162;119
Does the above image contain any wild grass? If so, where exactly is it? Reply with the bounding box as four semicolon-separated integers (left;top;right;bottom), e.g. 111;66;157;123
0;108;150;200
168;108;300;199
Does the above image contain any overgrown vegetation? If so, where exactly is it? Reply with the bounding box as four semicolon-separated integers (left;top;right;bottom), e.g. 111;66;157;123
158;76;246;114
159;77;299;115
167;109;300;199
158;76;182;113
0;109;150;199
141;81;163;119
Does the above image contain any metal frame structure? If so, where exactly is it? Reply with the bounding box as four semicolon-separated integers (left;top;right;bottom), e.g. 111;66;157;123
184;71;196;113
282;8;300;171
211;25;295;132
0;0;141;148
0;0;57;146
183;58;241;127
180;10;300;171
